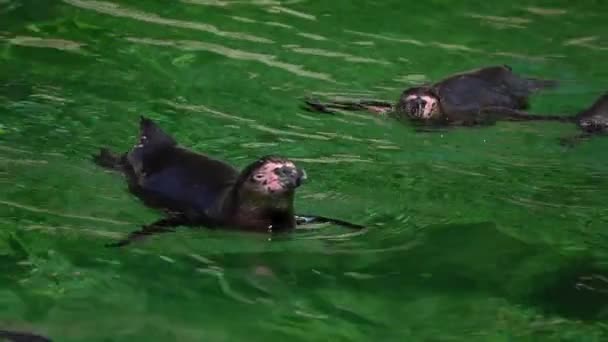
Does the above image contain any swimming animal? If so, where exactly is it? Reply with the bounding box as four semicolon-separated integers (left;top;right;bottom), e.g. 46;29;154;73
304;65;569;127
93;116;363;247
561;92;608;145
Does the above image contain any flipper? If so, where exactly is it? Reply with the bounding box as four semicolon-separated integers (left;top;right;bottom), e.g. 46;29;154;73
126;116;178;175
136;116;177;152
302;97;394;115
0;330;51;342
295;214;365;230
92;115;177;172
92;148;124;171
302;98;337;114
106;214;190;248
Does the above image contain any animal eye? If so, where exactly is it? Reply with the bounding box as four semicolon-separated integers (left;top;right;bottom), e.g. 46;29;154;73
252;174;265;181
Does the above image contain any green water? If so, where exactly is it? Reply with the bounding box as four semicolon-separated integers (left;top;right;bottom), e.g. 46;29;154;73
2;0;608;340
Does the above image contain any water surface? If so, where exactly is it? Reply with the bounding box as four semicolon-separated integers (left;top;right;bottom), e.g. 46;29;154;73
1;0;608;340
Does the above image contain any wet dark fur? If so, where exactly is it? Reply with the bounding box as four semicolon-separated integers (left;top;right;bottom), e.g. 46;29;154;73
304;65;571;127
93;116;363;246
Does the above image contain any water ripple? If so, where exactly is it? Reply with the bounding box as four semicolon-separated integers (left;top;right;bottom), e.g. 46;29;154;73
0;200;133;225
290;156;373;164
24;224;123;239
344;29;554;61
166;99;390;144
163;100;332;140
501;196;607;212
430;41;481;53
230;16;257;23
524;7;567;16
63;0;273;43
227;15;325;40
163;100;255;123
0;156;48;165
564;36;608;52
265;21;293;29
284;45;390;65
196;267;255;304
296;33;328;41
7;36;87;53
393;74;428;84
126;36;335;82
182;0;282;6
180;0;232;6
344;29;424;46
492;51;555;61
465;13;532;29
267;6;316;21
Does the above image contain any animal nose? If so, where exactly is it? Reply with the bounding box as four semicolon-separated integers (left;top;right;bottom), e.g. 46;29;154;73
296;169;307;186
275;166;306;188
414;98;427;108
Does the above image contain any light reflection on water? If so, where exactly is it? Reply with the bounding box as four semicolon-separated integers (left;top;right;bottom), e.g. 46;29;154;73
1;0;608;340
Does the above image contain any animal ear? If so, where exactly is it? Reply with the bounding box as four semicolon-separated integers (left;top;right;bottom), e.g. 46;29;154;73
138;116;177;150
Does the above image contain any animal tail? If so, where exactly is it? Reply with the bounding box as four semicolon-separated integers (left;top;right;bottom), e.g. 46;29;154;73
92;148;124;171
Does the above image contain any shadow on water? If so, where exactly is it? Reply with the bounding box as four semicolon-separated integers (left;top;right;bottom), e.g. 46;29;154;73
2;216;608;339
105;221;608;324
382;222;608;322
239;222;608;323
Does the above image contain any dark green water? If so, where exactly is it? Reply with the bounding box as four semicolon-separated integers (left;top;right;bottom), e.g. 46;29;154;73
2;0;608;340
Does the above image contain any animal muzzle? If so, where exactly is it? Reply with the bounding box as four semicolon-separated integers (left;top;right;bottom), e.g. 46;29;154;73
404;98;426;118
578;117;608;133
275;166;307;189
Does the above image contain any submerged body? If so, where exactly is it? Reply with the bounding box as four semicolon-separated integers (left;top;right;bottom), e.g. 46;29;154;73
93;117;362;246
305;65;569;127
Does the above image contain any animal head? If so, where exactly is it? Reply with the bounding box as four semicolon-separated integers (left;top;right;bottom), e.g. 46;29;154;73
577;93;608;133
237;155;307;199
396;87;440;120
578;115;608;133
